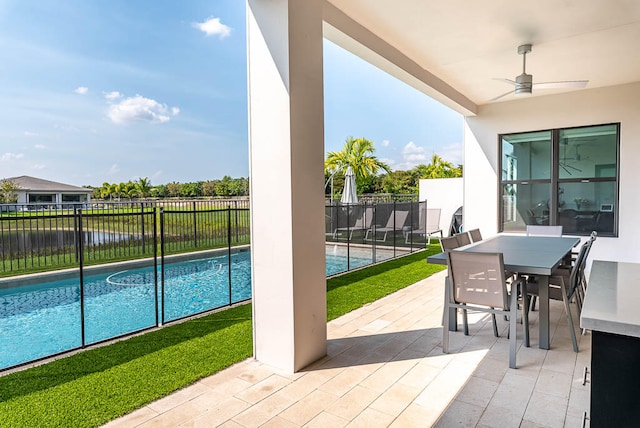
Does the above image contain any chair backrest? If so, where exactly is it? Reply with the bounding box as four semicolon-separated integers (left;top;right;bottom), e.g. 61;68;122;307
425;208;441;233
446;251;508;309
455;232;471;246
468;228;482;242
354;207;373;228
385;210;408;229
568;239;593;300
440;236;460;251
526;225;563;236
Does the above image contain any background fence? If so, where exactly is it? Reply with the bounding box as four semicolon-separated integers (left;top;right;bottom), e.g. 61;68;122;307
0;201;250;277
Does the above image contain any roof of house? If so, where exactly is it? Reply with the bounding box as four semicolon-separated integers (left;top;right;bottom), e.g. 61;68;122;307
6;176;91;193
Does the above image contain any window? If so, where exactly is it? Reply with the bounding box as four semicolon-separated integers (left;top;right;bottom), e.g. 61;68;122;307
499;124;619;236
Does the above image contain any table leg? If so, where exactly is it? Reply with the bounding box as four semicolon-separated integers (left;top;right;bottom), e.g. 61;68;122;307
539;275;550;349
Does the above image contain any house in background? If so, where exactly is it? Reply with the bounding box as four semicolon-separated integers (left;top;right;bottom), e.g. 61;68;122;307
7;176;91;209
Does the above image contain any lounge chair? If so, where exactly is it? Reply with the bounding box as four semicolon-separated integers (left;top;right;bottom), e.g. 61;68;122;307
365;210;409;242
332;207;373;240
404;208;443;244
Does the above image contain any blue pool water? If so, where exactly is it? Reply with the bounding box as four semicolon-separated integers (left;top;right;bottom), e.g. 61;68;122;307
0;246;393;369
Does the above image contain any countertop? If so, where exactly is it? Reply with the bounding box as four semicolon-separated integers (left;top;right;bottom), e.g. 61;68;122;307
581;260;640;338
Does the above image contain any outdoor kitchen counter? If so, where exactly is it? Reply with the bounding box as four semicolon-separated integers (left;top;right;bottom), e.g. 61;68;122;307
581;260;640;427
581;260;640;337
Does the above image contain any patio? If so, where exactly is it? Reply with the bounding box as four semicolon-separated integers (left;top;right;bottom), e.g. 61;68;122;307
105;269;590;427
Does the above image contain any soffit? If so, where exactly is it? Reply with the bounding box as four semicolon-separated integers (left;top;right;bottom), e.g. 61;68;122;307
326;0;640;106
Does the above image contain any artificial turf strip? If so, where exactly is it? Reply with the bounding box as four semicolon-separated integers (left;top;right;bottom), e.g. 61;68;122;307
0;244;445;427
0;304;254;427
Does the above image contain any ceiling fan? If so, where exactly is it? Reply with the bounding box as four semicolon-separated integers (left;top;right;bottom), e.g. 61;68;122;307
491;44;589;101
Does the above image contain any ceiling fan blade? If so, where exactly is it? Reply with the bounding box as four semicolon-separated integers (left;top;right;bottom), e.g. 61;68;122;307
489;89;515;102
533;80;589;89
493;78;517;85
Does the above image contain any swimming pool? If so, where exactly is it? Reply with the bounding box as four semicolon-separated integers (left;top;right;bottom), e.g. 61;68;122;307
0;245;399;369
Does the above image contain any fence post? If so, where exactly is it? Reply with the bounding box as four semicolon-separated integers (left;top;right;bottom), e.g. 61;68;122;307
234;200;239;243
227;205;232;305
160;208;165;325
393;200;397;258
78;208;86;348
193;200;197;249
141;202;146;254
73;205;79;263
153;207;158;327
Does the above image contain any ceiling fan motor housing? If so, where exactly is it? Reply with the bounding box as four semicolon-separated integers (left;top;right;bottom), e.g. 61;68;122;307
515;73;533;94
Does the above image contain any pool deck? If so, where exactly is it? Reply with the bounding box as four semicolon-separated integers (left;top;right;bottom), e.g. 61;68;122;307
104;270;591;427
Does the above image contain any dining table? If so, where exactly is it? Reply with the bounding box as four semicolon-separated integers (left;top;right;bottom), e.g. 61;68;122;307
427;234;580;349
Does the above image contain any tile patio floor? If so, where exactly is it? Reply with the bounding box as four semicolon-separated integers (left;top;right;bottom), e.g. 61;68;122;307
105;269;591;428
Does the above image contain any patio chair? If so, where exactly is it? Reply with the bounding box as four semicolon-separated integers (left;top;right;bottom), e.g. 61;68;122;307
454;231;471;246
468;228;483;242
525;236;594;352
439;234;502;338
333;207;373;240
404;207;443;244
526;224;563;236
365;210;409;242
439;236;460;252
443;251;529;369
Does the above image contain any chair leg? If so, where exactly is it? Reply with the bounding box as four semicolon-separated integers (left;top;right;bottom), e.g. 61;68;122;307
462;305;469;336
443;283;451;353
530;295;537;312
559;279;579;353
509;289;518;369
491;313;499;337
521;281;530;348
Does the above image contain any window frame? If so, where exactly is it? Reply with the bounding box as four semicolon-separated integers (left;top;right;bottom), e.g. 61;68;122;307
498;123;620;237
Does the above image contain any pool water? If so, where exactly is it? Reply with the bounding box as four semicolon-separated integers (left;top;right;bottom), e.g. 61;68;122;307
0;246;395;369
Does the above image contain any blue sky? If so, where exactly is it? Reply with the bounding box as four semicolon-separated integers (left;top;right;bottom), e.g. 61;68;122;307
0;1;462;187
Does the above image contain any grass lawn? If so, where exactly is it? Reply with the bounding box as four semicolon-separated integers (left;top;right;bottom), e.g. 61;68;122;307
0;244;445;427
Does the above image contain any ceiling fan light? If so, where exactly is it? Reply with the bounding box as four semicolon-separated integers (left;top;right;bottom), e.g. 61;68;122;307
515;73;533;95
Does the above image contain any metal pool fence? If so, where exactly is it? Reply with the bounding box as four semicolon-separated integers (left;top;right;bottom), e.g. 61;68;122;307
0;201;250;276
0;199;430;371
324;200;428;274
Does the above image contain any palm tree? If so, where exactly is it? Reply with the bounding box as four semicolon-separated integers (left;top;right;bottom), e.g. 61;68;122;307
415;154;462;179
135;177;152;199
325;137;390;191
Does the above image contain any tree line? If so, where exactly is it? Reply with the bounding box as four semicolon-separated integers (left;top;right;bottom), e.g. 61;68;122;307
2;137;457;203
91;176;249;200
325;137;462;196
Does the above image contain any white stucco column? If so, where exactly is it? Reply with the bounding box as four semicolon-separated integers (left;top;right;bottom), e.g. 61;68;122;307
247;0;326;372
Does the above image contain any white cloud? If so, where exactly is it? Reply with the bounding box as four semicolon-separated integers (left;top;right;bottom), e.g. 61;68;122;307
54;124;80;132
171;107;180;116
381;139;390;147
34;144;46;149
104;91;122;100
1;152;24;161
108;164;120;174
379;157;396;167
193;17;231;38
107;95;177;124
401;141;428;167
24;131;38;137
74;86;89;95
31;163;45;170
438;143;464;166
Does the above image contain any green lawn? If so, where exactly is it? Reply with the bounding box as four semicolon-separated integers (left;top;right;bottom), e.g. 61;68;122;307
0;245;444;427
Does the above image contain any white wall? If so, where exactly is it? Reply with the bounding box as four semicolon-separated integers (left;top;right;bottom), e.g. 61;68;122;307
419;178;463;235
247;0;327;373
464;82;640;265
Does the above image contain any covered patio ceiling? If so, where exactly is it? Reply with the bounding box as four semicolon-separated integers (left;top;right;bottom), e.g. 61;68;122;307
325;0;640;110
